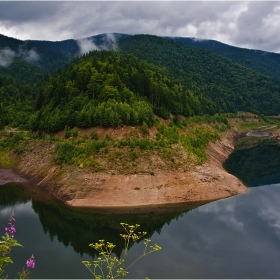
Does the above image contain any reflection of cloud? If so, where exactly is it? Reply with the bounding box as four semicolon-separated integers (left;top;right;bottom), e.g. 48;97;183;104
0;205;15;216
198;201;244;231
0;47;16;67
259;208;280;239
0;202;34;218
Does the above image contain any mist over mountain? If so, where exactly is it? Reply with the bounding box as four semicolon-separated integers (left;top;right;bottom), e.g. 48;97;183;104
0;32;280;131
1;32;280;82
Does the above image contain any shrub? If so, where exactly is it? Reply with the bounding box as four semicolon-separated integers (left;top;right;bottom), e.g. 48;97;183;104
90;130;98;140
82;223;161;279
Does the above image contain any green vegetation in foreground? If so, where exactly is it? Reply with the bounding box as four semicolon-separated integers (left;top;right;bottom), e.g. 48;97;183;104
1;114;227;173
0;211;35;279
45;115;227;172
1;207;161;279
34;115;280;172
82;223;161;279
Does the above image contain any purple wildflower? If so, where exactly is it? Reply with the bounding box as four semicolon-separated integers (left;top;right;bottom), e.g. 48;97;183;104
26;254;35;269
5;211;16;239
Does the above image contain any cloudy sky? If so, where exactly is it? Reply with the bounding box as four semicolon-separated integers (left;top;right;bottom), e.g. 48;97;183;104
0;1;280;53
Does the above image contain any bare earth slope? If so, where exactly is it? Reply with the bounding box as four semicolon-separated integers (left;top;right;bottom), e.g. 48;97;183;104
15;129;247;208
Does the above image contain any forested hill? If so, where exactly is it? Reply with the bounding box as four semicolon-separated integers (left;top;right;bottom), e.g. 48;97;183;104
2;31;280;84
166;36;280;82
26;51;216;133
0;33;129;84
1;33;280;132
119;34;280;115
0;34;69;81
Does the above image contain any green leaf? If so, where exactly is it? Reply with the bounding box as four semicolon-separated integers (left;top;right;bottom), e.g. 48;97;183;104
0;256;13;264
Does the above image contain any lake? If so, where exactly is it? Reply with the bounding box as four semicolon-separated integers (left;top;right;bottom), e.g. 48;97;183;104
1;144;280;278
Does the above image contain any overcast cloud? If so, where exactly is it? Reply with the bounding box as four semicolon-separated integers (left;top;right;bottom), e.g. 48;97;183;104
0;1;279;53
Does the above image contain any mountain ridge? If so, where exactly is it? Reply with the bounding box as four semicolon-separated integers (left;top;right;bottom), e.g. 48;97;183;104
1;32;280;82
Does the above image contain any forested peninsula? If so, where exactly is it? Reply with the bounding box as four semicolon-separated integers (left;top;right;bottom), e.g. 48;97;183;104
1;33;280;209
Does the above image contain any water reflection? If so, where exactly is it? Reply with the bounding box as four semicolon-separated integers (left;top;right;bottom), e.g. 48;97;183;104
0;182;198;278
128;184;280;279
223;143;280;186
2;178;280;278
0;182;31;206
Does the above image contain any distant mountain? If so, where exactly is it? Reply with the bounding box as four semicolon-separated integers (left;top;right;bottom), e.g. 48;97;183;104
0;33;69;81
28;33;129;56
1;32;280;132
0;34;44;83
166;36;280;81
0;33;130;83
2;32;280;83
119;34;280;115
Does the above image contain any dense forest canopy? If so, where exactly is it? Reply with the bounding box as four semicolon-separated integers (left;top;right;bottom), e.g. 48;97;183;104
168;36;280;82
119;35;280;115
27;51;216;133
0;33;280;132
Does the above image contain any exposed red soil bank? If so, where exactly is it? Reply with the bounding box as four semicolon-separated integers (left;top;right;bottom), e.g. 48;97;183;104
12;129;247;208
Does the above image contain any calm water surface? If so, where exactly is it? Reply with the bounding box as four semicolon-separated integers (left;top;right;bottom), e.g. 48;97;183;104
1;180;280;279
1;143;280;279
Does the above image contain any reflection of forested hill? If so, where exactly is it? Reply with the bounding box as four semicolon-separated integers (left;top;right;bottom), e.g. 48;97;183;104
32;198;193;258
0;182;193;258
0;183;31;206
224;142;280;185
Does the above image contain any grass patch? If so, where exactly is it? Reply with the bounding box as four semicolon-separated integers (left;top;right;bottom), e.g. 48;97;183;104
235;136;278;150
238;121;270;131
0;149;15;168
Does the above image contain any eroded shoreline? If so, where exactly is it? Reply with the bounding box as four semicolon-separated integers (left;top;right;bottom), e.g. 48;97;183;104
0;129;247;210
0;168;28;186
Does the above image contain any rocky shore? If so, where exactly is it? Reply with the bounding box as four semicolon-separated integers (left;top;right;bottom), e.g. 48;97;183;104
0;128;247;209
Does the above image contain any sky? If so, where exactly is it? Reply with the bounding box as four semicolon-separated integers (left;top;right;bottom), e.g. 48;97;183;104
0;1;280;53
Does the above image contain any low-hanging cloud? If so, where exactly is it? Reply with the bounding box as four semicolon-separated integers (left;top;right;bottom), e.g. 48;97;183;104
0;48;16;67
19;47;40;63
77;38;100;55
105;33;118;50
0;2;280;53
77;33;118;55
0;46;40;68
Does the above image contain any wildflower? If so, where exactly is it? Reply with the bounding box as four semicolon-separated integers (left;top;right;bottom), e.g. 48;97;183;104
5;211;16;239
26;254;36;269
